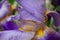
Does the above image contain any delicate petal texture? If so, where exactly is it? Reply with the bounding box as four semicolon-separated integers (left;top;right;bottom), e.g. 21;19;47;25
16;0;46;23
0;1;10;19
47;12;60;27
17;8;43;23
13;8;45;31
0;30;35;40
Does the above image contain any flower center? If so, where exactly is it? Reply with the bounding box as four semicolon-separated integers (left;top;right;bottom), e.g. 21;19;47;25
36;27;44;37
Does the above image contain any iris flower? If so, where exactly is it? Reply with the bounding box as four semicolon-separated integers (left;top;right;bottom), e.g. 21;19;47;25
0;0;60;40
2;0;46;31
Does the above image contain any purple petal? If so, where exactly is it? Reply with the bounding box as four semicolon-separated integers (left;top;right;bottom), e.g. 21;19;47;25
46;31;60;40
17;8;44;23
16;0;45;23
0;0;6;8
0;30;35;40
47;11;60;27
0;1;10;19
13;7;45;31
1;17;18;30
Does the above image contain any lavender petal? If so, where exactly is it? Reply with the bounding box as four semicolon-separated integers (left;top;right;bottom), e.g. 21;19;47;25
0;1;10;19
0;30;35;40
16;0;46;23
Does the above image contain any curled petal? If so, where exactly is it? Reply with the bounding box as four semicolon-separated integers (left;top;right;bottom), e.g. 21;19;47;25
47;11;60;27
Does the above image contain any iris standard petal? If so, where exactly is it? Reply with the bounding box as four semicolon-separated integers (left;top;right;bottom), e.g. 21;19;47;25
0;30;35;40
13;8;45;31
16;0;45;23
17;8;43;23
47;12;60;27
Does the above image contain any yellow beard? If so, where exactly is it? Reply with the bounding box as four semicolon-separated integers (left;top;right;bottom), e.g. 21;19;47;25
36;27;44;37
